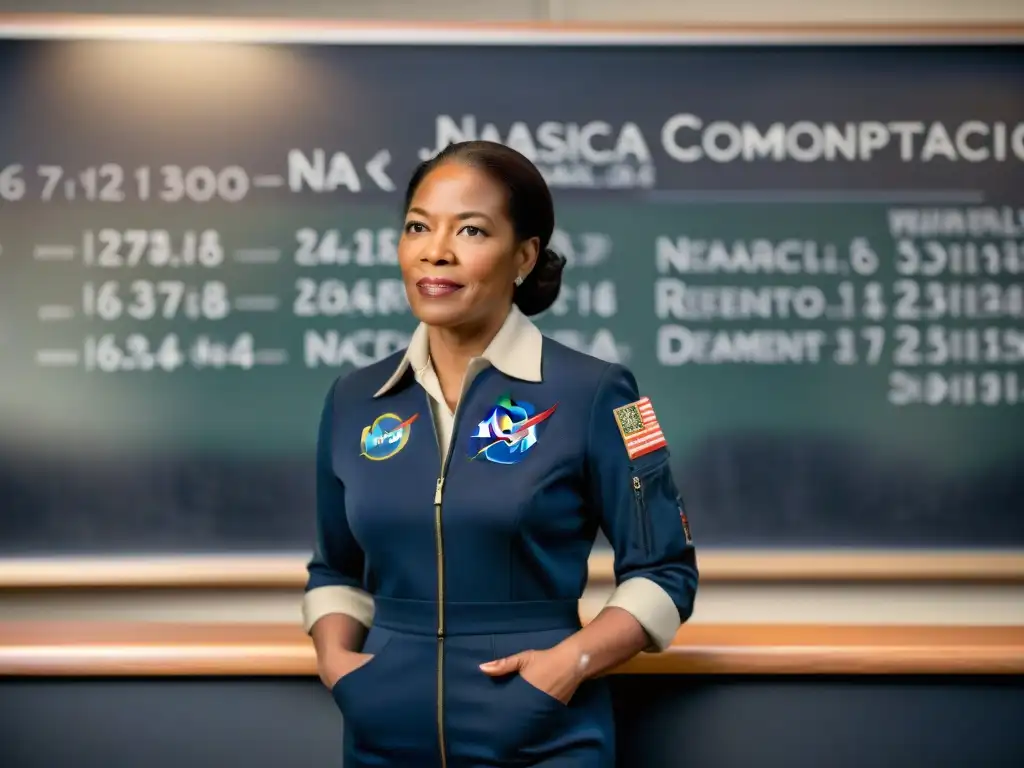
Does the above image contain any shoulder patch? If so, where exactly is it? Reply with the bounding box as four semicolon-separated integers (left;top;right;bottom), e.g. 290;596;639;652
679;506;693;545
612;397;667;461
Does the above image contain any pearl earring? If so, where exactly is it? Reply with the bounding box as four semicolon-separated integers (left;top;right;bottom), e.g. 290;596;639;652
514;275;524;287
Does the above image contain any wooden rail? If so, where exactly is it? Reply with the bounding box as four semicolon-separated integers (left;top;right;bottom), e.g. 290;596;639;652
1;550;1022;590
0;14;1022;41
1;622;1021;676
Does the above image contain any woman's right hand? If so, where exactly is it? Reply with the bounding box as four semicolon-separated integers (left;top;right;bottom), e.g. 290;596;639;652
318;650;373;689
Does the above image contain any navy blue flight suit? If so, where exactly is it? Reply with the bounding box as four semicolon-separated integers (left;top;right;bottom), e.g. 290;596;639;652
304;307;698;767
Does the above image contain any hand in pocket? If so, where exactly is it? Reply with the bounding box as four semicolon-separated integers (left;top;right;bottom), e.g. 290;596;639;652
479;647;581;705
320;650;374;689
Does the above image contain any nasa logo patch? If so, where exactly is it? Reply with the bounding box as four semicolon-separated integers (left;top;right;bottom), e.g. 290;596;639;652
360;412;418;461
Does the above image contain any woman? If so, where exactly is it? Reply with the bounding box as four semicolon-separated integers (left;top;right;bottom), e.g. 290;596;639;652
303;140;698;767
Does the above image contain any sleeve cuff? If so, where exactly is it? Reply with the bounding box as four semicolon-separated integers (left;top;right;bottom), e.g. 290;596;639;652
302;585;375;633
603;577;681;652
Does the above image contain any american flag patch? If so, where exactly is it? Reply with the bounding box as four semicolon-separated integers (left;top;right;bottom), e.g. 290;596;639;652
612;397;667;461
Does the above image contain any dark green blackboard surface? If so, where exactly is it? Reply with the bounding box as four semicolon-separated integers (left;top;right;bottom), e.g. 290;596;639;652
0;37;1022;554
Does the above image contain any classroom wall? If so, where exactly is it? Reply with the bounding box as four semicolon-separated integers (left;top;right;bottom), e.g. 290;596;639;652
0;1;1022;627
5;676;1023;768
1;12;1019;768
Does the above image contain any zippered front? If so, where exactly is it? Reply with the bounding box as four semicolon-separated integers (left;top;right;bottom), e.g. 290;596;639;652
426;395;451;768
427;379;474;768
433;475;447;768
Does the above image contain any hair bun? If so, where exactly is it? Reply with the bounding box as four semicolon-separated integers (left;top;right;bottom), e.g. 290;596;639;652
514;245;566;316
542;247;567;270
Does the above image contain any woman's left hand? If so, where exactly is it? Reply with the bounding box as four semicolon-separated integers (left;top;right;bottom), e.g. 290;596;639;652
479;645;585;704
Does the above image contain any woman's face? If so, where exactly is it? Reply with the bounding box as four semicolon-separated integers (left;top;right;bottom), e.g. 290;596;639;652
398;161;537;331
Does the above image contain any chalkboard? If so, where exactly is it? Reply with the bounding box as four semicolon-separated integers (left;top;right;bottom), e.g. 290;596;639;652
1;33;1022;555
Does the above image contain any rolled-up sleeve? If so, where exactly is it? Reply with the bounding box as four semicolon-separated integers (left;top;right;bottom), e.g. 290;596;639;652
302;378;375;634
586;364;699;651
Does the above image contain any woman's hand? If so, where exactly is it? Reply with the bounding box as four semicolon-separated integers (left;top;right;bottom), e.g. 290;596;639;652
318;650;373;689
479;644;586;704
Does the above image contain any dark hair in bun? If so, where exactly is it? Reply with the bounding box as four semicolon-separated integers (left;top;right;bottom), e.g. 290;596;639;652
403;140;566;316
513;246;566;316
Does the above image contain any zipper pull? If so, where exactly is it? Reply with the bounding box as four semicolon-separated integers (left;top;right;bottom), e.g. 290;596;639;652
434;477;444;505
632;476;641;491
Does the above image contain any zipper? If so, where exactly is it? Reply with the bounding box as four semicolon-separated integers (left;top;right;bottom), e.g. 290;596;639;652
433;475;447;768
427;394;463;768
434;476;445;637
632;474;651;555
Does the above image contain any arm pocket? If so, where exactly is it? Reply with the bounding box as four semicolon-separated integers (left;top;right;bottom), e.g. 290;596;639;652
630;455;674;558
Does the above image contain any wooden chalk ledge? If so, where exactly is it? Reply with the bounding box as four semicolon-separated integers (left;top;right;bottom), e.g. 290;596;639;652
0;622;1021;677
